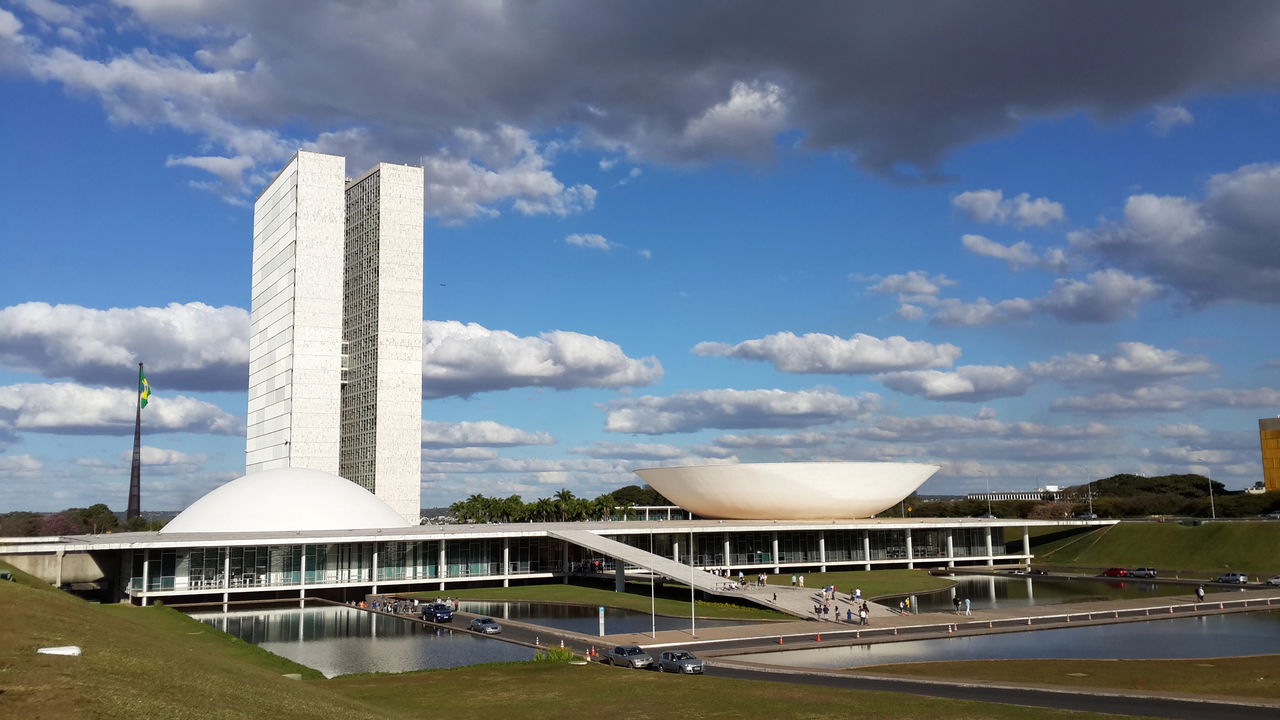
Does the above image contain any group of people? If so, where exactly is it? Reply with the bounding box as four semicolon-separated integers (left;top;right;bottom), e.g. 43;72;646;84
950;595;973;616
352;596;461;614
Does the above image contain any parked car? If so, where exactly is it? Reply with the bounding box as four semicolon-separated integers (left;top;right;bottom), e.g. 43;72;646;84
1100;568;1130;578
604;645;654;669
657;650;704;674
1263;511;1280;520
468;617;501;634
1215;572;1249;584
1131;567;1158;579
1075;512;1099;520
1265;575;1280;586
422;602;454;622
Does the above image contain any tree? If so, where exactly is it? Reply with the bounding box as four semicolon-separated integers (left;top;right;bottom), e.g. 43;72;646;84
76;504;119;534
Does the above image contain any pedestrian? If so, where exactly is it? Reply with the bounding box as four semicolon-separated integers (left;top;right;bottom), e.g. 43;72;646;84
791;574;797;586
854;587;861;601
1196;585;1205;603
964;597;972;616
798;575;805;588
952;596;961;615
859;607;868;626
847;608;853;622
898;599;904;614
773;592;777;602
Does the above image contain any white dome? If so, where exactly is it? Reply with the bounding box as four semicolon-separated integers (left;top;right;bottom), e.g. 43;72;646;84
160;468;411;534
635;461;938;520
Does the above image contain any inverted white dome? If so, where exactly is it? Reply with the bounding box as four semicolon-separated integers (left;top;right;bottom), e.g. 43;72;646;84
635;461;939;520
160;468;410;534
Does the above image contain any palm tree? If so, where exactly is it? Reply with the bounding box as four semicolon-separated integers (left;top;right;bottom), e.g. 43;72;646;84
553;489;577;522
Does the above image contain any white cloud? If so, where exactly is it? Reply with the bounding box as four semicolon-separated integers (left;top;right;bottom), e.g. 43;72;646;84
0;382;243;436
931;297;1034;326
422;320;662;398
603;387;880;434
693;331;960;374
0;302;249;391
421;420;554;448
1069;162;1280;305
1052;385;1280;413
929;270;1159;326
165;154;255;200
1154;423;1210;439
1027;342;1213;386
848;413;1114;443
1148;105;1194;136
422;447;500;462
952;189;1065;227
569;441;734;461
564;233;613;250
863;270;956;302
679;80;788;161
874;365;1032;402
961;234;1068;272
0;454;43;479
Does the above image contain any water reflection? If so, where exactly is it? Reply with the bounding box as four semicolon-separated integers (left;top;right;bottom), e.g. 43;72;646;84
460;600;753;635
190;605;533;677
886;574;1227;613
729;611;1280;669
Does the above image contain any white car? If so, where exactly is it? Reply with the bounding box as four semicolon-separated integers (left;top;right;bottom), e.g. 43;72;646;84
1265;575;1280;587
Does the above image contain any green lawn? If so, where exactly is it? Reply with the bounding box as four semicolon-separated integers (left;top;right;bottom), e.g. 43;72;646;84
1036;522;1280;576
0;562;1120;719
406;580;789;620
866;656;1280;699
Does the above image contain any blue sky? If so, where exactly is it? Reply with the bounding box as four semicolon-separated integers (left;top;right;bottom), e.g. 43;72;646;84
1;1;1278;512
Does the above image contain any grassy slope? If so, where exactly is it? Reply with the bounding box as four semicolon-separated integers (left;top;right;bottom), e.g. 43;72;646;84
1036;522;1280;575
865;656;1280;699
0;562;1116;720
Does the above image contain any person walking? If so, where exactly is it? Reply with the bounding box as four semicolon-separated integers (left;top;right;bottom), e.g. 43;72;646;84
1196;584;1206;603
798;575;805;588
952;596;962;615
964;597;972;616
854;587;861;601
859;606;868;626
791;574;797;587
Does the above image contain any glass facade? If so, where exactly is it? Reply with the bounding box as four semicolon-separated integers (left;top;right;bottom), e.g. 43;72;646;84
125;525;1023;600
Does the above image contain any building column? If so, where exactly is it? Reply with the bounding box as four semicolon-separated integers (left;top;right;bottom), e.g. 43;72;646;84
946;531;955;569
723;536;731;571
371;544;379;596
141;555;150;607
222;549;231;611
818;531;827;572
439;539;447;591
300;547;307;608
771;532;780;574
985;527;994;566
614;561;626;593
1022;526;1031;566
905;529;914;569
55;547;65;587
863;531;872;571
673;539;681;565
502;538;510;588
560;540;570;584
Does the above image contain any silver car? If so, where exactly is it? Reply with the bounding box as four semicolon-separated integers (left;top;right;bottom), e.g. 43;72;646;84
658;650;704;674
468;617;502;634
604;645;653;669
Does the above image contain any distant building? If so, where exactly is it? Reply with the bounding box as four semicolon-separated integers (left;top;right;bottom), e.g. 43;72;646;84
967;486;1064;502
1260;418;1280;492
246;151;424;523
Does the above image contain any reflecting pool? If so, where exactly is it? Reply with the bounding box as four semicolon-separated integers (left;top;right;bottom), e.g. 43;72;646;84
191;605;533;677
728;610;1280;669
884;574;1237;613
459;600;755;635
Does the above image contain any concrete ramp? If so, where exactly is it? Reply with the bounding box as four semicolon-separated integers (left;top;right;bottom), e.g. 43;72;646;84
547;528;727;594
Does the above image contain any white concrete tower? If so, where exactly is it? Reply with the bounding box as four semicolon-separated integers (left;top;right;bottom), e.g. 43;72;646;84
340;162;424;523
246;151;346;475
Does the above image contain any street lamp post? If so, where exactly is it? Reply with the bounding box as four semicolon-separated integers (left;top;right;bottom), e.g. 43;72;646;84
1198;458;1216;520
689;527;696;637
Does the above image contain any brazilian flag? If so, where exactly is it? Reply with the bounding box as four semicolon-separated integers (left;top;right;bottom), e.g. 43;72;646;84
139;366;151;409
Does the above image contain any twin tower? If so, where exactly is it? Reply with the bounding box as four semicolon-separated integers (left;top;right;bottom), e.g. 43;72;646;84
247;151;424;523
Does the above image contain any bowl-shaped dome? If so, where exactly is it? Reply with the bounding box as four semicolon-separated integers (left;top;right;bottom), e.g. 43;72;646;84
160;467;411;534
634;461;938;520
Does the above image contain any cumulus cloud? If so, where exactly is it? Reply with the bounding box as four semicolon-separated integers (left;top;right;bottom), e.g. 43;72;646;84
847;413;1115;443
1148;105;1194;136
1052;385;1280;413
0;382;243;436
929;270;1159;326
0;302;249;391
75;445;208;474
11;2;1280;199
1027;342;1214;386
952;189;1065;227
874;365;1033;402
863;270;955;303
961;234;1068;272
692;331;960;374
1069;162;1280;305
569;441;734;461
564;233;613;250
0;453;43;479
422;320;662;398
603;387;881;434
421;420;555;448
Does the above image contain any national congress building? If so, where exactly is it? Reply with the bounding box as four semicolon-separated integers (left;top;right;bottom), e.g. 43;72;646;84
248;152;424;524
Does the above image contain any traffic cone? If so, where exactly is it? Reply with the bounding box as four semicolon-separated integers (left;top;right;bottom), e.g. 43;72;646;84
560;639;565;649
777;636;784;645
815;632;822;642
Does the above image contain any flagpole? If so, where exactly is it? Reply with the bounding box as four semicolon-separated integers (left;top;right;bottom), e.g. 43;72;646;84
127;362;143;521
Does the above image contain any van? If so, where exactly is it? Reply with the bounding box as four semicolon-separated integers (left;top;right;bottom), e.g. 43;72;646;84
1131;567;1157;579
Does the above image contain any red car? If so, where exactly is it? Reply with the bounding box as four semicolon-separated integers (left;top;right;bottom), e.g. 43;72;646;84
1100;568;1130;578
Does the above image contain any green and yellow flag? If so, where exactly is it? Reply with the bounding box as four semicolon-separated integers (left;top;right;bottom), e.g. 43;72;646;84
138;366;151;409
